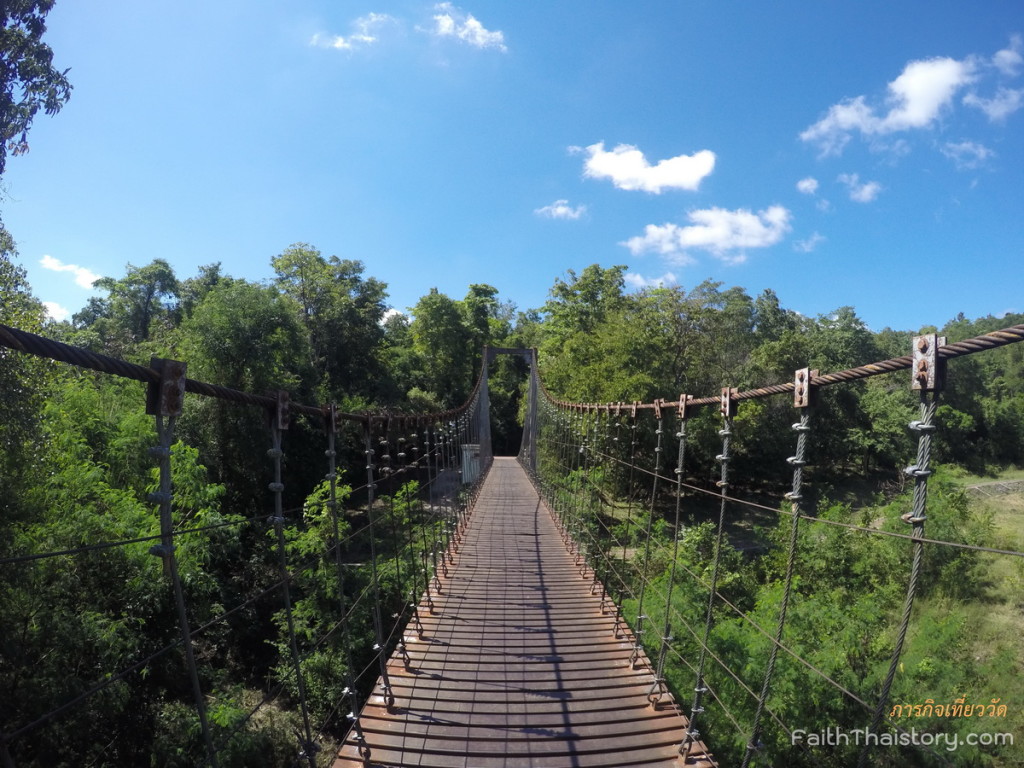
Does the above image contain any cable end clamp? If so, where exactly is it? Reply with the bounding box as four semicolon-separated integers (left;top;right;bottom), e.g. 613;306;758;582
786;456;807;467
908;420;937;433
268;482;285;493
148;445;171;459
901;512;927;524
149;543;174;557
147;491;171;505
903;465;932;478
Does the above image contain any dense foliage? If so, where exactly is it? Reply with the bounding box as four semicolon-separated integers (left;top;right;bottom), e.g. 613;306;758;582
3;5;1022;765
3;247;1023;765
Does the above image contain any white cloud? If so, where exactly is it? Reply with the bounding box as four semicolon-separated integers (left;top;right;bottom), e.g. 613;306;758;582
39;254;101;289
534;199;586;220
582;142;715;193
624;272;677;290
801;56;977;155
993;34;1023;77
796;177;819;194
622;205;791;264
794;232;826;253
310;13;394;51
42;301;70;322
837;173;883;203
431;3;506;51
963;86;1024;122
941;140;995;169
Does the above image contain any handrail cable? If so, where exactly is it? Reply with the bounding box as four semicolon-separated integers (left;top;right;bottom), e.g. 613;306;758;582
588;445;1024;558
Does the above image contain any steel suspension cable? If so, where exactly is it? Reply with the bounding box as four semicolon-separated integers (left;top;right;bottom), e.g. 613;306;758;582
743;378;813;768
682;389;736;759
266;400;318;767
629;410;665;669
361;418;396;709
648;397;691;706
323;407;369;760
858;388;940;767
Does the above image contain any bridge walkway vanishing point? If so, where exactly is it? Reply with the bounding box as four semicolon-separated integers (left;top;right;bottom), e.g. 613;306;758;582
334;457;716;768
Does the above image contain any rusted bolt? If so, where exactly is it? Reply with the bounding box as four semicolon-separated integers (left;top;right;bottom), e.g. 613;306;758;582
797;371;805;382
918;337;930;353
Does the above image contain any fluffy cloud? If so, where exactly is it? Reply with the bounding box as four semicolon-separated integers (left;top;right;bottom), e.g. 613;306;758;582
624;272;677;290
801;56;977;155
837;173;882;203
941;140;995;169
310;13;394;51
431;3;506;51
534;200;586;220
794;232;826;253
39;254;100;289
993;34;1023;76
796;177;819;194
43;302;70;322
621;205;791;264
582;142;715;193
963;87;1024;122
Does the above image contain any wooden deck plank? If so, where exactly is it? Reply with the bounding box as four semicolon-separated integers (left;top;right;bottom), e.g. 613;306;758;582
333;457;715;768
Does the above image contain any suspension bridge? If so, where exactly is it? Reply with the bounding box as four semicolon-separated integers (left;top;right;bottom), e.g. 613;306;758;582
1;322;1023;767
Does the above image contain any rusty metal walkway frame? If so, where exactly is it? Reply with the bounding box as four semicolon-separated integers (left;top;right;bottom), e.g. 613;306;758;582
334;458;715;767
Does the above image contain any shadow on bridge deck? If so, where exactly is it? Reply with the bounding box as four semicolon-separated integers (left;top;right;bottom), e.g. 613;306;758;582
334;457;715;768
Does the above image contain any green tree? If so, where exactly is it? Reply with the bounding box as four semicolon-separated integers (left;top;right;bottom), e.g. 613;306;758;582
0;239;53;524
272;243;389;400
83;259;181;347
0;1;71;176
410;288;473;407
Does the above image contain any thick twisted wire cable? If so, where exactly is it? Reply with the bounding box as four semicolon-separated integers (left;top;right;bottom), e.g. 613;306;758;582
648;411;687;706
857;392;939;768
742;409;811;768
617;412;641;635
154;412;219;768
629;414;664;669
682;410;733;757
361;421;396;708
323;421;369;759
267;423;318;767
534;325;1024;413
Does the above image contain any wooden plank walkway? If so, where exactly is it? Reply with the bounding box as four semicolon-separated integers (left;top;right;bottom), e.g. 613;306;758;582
334;457;716;768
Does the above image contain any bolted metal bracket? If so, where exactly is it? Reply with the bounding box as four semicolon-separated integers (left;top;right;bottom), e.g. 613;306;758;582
793;368;819;408
146;358;187;417
678;394;692;420
720;387;738;417
912;334;946;391
274;390;291;430
653;398;664;419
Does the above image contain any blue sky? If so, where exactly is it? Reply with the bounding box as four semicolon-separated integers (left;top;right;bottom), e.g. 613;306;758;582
5;1;1023;333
